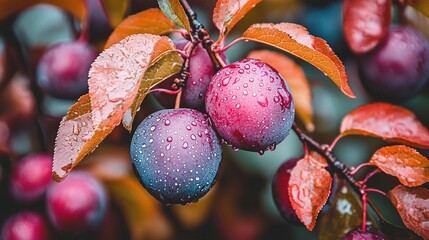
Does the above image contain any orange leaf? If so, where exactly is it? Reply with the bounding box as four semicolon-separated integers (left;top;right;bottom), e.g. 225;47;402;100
158;0;190;31
388;185;429;240
0;0;86;22
89;34;174;131
100;0;128;27
288;151;332;230
340;103;429;149
343;0;392;54
247;50;314;131
242;23;355;98
408;0;429;19
213;0;261;36
105;8;175;49
53;34;176;181
53;94;111;181
370;145;429;187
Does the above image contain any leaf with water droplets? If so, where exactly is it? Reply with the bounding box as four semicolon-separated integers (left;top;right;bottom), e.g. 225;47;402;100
0;0;86;22
213;0;261;36
247;50;314;132
53;94;111;181
89;34;175;131
369;145;429;187
105;8;175;49
288;151;332;230
340;103;429;149
343;0;392;54
122;50;183;131
388;185;429;240
242;23;355;98
157;0;190;31
100;0;128;27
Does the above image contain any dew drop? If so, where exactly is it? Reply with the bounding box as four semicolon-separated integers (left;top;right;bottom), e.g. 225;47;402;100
222;77;231;86
243;83;248;88
164;120;170;126
186;125;191;130
244;64;250;69
238;69;244;74
150;125;156;131
149;138;154;143
236;104;241;109
249;78;254;82
257;96;268;107
191;121;197;126
166;144;171;150
243;90;248;95
182;142;188;149
191;134;196;140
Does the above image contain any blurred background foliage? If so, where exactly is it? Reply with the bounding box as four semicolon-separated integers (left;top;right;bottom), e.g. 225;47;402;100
0;0;428;239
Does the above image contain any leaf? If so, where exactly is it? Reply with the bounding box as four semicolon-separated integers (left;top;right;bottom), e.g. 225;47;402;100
369;145;429;187
100;0;128;27
340;103;429;149
105;8;176;49
288;151;332;230
242;23;355;98
405;5;429;40
342;0;392;54
0;0;86;22
318;181;378;240
247;50;314;131
388;185;429;240
157;0;190;31
213;0;261;36
53;34;176;181
122;50;183;131
408;0;429;19
104;176;172;240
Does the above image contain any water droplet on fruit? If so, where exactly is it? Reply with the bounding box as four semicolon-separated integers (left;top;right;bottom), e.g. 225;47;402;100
166;136;173;142
150;125;156;131
232;146;239;152
236;104;241;109
257;96;268;107
255;61;264;67
244;64;250;69
268;144;276;151
166;144;171;150
238;69;244;74
186;125;191;130
191;134;196;140
222;77;231;86
249;78;254;82
149;138;153;143
164;120;170;126
258;149;265;155
243;90;248;95
191;121;197;126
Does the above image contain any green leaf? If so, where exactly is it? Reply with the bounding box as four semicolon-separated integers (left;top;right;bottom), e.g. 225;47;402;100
157;0;190;31
318;181;378;240
122;50;183;131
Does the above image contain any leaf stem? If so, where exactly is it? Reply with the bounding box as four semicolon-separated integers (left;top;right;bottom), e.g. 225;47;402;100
349;162;373;175
220;37;245;53
361;169;381;185
365;188;388;198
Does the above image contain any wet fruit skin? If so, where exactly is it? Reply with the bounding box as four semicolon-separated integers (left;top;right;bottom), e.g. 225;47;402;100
10;154;53;203
46;171;107;234
271;158;301;225
153;39;228;109
130;108;222;204
0;212;49;240
341;226;390;240
205;58;295;152
36;41;98;99
359;25;429;101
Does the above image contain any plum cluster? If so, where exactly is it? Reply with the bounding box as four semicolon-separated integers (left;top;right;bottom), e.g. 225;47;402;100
1;154;107;239
131;56;295;204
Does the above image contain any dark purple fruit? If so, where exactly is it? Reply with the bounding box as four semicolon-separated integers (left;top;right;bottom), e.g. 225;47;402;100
153;39;228;109
272;158;301;225
130;108;222;204
341;226;390;240
36;41;98;99
359;25;429;101
0;212;49;240
205;58;295;152
10;154;53;203
46;171;107;234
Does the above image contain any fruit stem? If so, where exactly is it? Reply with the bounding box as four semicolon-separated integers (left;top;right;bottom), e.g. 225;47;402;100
362;192;367;233
179;0;224;71
175;89;182;109
361;169;381;185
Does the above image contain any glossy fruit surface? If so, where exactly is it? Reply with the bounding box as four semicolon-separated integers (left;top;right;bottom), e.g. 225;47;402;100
272;158;301;225
10;154;52;203
36;41;97;99
359;25;429;101
46;171;107;234
130;108;222;204
205;58;295;152
0;212;49;240
341;226;390;240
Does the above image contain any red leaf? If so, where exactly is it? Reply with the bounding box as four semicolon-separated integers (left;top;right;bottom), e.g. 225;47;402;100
370;145;429;187
247;50;314;131
0;0;86;22
340;103;429;149
105;8;175;49
343;0;392;54
53;34;176;181
213;0;261;36
288;151;332;230
242;23;355;98
388;185;429;239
